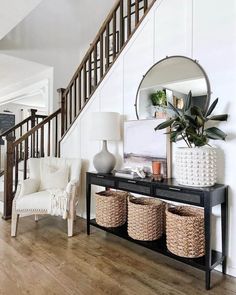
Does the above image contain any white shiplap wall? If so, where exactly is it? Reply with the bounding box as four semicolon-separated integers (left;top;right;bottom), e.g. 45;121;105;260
61;0;236;276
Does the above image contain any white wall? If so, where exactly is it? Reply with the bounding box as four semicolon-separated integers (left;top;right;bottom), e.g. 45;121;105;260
0;0;116;109
61;0;236;276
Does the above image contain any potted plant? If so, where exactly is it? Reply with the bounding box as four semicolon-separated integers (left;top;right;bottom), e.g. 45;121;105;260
150;90;167;118
155;91;228;187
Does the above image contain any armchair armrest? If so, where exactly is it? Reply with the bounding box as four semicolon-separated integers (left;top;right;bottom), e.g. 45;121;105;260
65;179;79;194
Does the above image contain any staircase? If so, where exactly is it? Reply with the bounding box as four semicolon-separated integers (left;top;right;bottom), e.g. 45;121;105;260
2;0;156;219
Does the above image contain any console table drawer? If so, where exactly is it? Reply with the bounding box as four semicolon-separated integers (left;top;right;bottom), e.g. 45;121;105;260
90;176;115;188
155;188;202;205
118;181;151;195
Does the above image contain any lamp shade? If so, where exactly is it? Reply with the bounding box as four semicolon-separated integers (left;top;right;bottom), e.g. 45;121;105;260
89;112;121;141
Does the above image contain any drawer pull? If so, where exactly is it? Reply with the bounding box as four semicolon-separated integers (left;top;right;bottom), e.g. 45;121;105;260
128;180;137;184
97;175;104;178
169;187;181;191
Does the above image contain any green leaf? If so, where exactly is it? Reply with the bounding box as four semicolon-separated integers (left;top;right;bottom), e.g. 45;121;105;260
184;91;192;112
168;102;181;116
208;114;228;121
191;106;205;120
195;115;205;127
206;98;219;117
184;114;197;128
154;118;175;130
205;127;227;140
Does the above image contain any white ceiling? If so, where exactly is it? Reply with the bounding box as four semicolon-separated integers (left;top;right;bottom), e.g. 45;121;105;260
0;0;42;40
0;53;51;106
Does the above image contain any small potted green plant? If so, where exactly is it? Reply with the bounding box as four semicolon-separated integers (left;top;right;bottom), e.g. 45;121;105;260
150;90;167;118
155;91;228;187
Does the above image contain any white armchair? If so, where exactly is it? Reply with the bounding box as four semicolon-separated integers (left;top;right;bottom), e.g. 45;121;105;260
11;157;81;237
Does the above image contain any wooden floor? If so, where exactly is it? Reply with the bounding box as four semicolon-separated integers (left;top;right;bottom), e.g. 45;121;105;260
0;216;235;295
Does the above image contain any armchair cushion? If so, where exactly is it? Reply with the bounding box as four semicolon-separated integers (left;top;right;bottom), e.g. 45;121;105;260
40;163;69;191
19;178;40;197
16;191;51;211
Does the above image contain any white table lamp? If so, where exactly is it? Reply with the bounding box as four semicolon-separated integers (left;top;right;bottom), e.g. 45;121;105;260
90;112;121;173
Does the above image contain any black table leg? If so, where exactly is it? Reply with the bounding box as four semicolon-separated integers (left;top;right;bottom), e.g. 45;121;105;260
204;198;212;290
86;174;91;235
221;188;228;274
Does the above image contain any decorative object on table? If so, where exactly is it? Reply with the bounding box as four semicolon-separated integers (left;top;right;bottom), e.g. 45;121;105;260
124;119;171;178
152;160;163;181
155;91;228;187
166;206;205;258
95;190;128;228
150;90;167;118
152;160;161;174
128;196;164;241
114;167;146;179
114;168;139;179
90;112;120;173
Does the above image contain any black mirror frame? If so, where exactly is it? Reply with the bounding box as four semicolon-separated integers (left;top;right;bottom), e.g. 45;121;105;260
135;55;211;120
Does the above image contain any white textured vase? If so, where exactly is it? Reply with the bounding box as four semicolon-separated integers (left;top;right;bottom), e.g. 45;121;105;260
175;147;217;187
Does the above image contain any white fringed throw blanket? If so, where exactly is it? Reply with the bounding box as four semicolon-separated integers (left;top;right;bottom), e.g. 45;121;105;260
47;189;69;219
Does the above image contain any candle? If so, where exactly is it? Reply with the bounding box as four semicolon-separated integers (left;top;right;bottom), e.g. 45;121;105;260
152;161;161;175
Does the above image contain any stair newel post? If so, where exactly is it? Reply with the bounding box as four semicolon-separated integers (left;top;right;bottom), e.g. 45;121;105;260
30;108;37;128
58;88;66;137
3;134;15;219
30;109;37;158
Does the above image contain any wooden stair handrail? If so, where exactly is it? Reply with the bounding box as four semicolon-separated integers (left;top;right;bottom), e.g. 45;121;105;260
60;0;157;141
13;109;61;147
65;0;120;91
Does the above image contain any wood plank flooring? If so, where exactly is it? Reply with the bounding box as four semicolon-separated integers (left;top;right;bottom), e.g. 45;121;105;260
0;215;235;295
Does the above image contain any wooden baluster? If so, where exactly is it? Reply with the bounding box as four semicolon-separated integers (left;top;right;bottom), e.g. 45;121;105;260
27;120;29;132
3;135;15;219
24;138;28;180
127;0;131;38
135;0;139;25
47;121;51;156
88;53;92;95
100;34;104;78
78;72;82;111
20;125;23;159
74;77;77;118
30;109;37;158
105;23;110;70
57;88;66;137
83;63;87;102
69;87;72;125
36;128;39;157
94;44;98;87
144;0;148;12
120;0;124;47
15;146;19;192
55;115;58;157
113;11;117;60
40;126;44;157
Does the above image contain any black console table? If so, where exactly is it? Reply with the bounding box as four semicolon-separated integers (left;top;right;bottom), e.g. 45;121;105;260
86;172;228;290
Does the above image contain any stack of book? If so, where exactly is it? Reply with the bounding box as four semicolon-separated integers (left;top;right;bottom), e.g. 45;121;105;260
114;169;139;179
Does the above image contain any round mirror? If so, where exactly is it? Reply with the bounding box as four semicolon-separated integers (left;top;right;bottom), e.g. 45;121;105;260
135;56;211;120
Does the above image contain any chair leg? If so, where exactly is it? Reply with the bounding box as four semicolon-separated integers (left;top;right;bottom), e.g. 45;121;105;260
11;211;19;237
35;215;39;222
67;210;74;237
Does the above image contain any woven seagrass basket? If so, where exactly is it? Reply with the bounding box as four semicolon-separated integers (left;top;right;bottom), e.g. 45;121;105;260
166;206;205;258
95;190;128;227
128;196;163;241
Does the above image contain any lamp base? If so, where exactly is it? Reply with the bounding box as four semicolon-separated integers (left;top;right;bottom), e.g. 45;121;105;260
93;140;116;174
